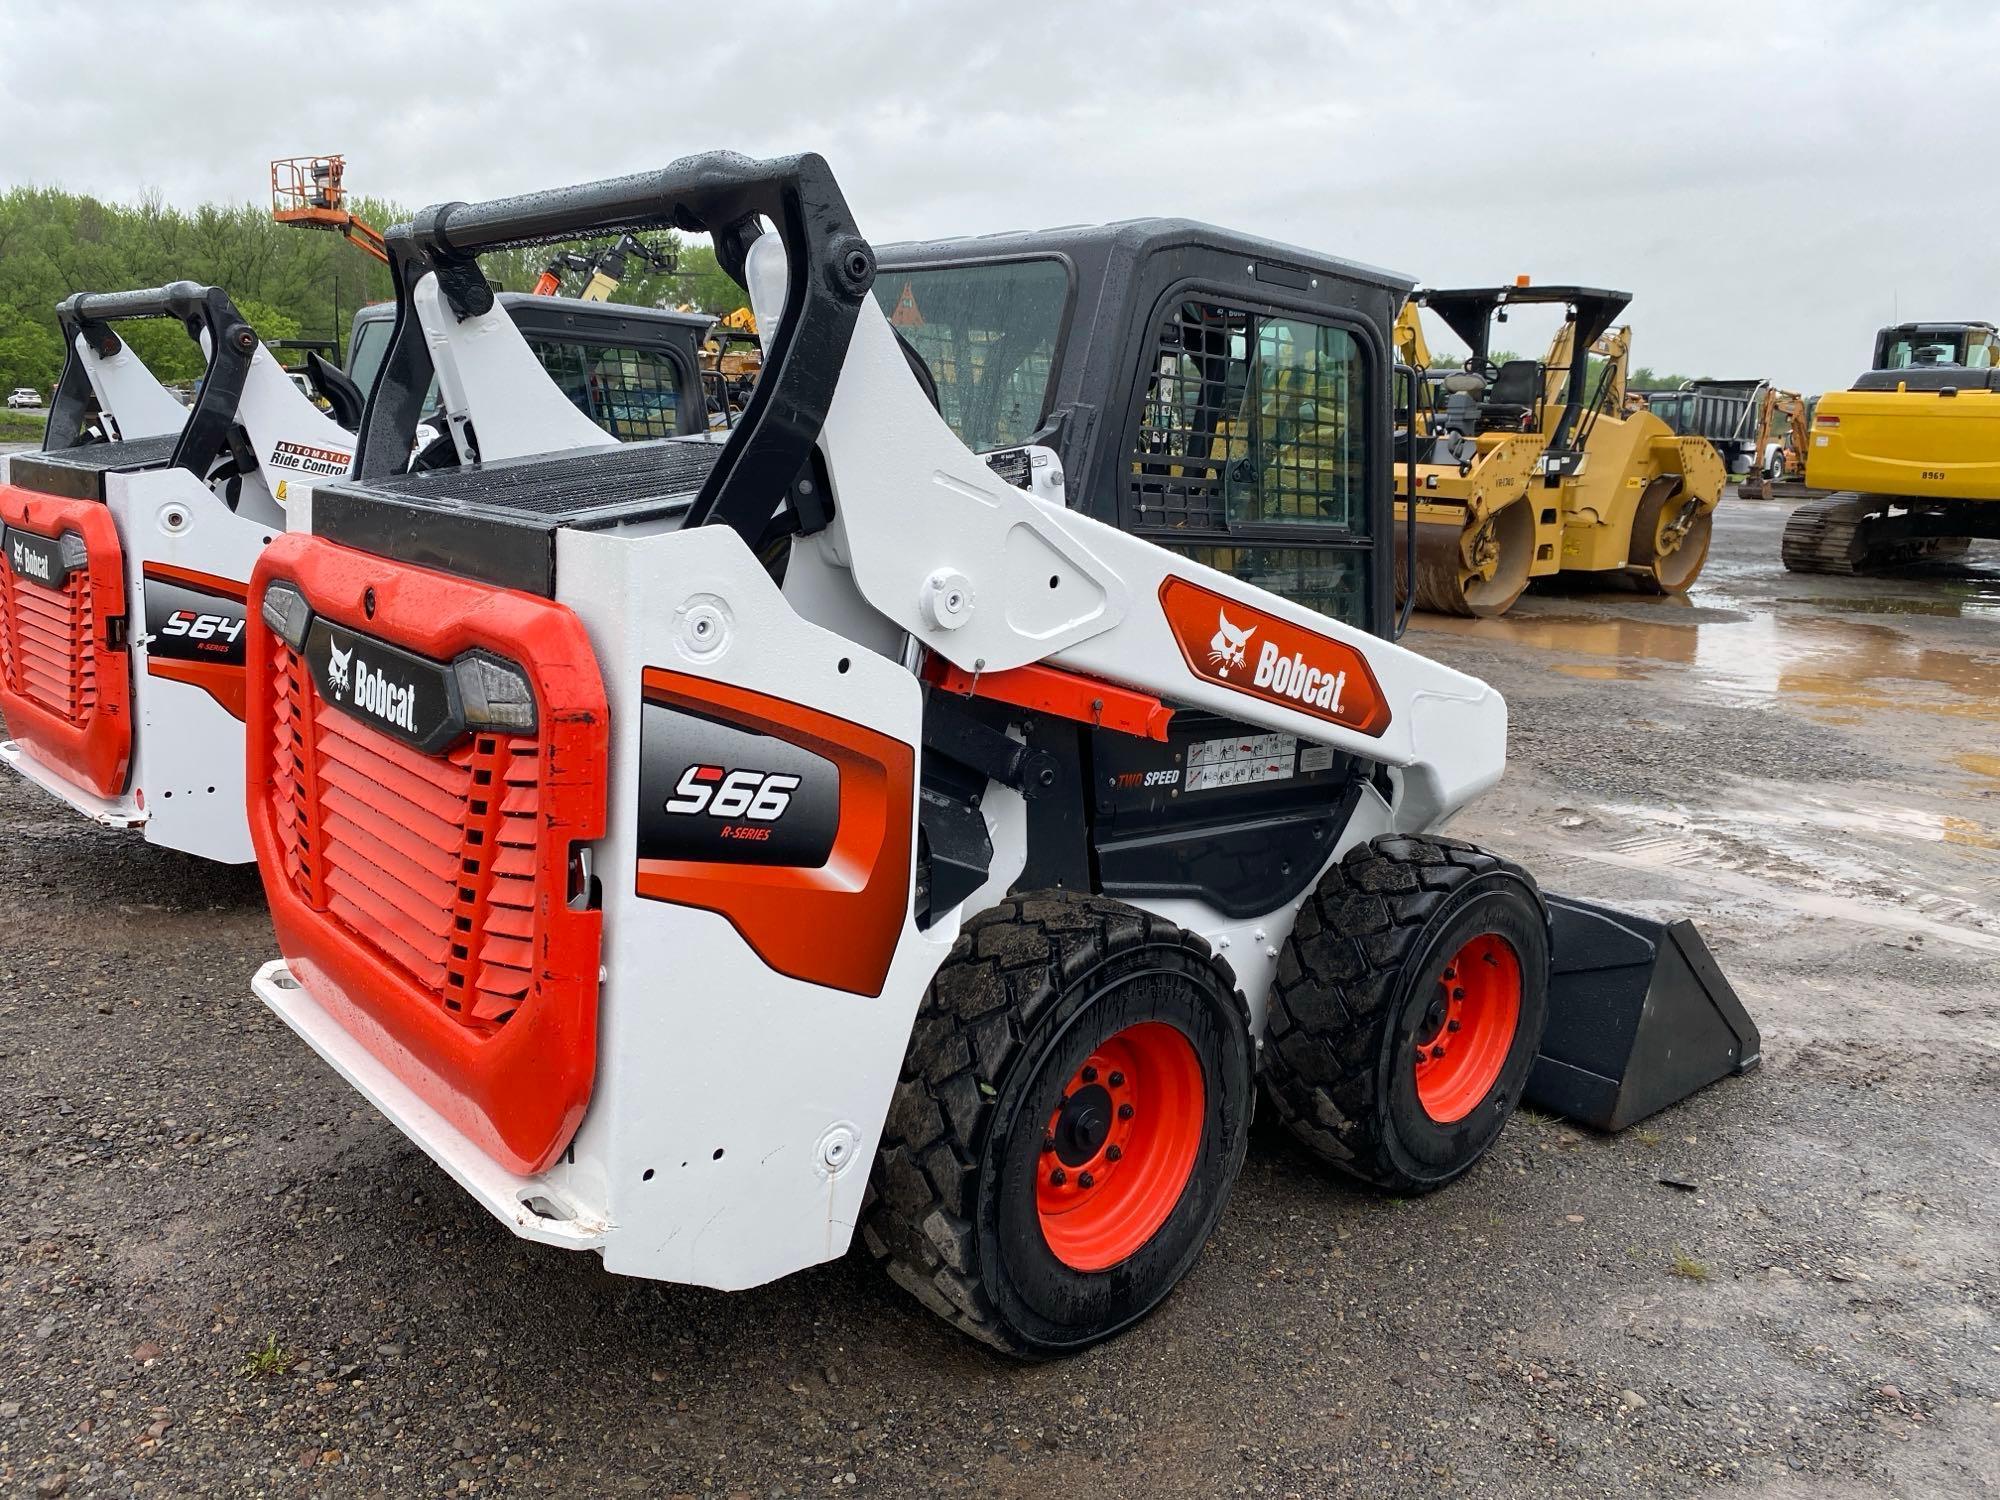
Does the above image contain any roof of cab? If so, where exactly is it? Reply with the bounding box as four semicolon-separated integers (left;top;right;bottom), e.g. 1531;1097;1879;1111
876;216;1413;297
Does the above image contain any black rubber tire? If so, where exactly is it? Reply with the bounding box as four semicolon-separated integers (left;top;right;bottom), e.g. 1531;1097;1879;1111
861;893;1253;1358
1262;834;1551;1194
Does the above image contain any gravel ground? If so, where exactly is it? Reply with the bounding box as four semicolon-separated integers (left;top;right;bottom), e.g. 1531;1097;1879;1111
0;500;1995;1498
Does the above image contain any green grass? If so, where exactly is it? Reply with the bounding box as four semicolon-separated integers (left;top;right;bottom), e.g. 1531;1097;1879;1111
0;409;46;442
1669;1247;1711;1282
240;1334;296;1378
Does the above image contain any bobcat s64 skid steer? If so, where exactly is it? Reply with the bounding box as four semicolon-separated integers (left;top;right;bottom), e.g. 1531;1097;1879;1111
0;282;360;861
0;284;721;866
244;153;1758;1355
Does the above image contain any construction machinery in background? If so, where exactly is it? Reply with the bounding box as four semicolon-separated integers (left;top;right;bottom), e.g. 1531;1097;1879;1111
531;232;678;300
1391;284;1725;616
271;156;389;265
1783;320;2000;573
699;306;763;424
1738;385;1814;500
237;152;1755;1357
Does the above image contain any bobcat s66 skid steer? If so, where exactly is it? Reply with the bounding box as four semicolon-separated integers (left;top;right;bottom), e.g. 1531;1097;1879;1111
244;153;1758;1355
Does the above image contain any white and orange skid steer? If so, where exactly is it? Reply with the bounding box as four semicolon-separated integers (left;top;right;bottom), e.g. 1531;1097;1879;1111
244;154;1759;1355
0;283;358;861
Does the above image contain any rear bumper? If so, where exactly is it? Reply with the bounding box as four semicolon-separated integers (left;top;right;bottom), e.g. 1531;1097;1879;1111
0;737;145;827
251;957;605;1251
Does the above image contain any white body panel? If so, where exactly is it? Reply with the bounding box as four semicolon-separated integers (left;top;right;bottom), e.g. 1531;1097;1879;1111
70;331;187;440
415;276;615;464
256;235;1514;1290
550;524;954;1288
106;466;280;862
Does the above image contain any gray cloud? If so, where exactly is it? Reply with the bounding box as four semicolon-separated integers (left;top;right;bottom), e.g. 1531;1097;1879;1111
0;0;1989;391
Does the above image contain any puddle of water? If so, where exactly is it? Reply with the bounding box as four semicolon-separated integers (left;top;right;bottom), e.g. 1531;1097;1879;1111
1577;793;2000;955
1552;662;1650;682
1784;590;2000;621
1419;604;2000;721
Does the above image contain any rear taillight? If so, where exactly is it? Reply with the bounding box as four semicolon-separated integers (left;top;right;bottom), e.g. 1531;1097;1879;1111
1815;414;1839;428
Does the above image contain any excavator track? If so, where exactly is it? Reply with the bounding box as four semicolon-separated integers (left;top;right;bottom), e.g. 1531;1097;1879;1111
1781;493;1974;575
1780;492;1872;574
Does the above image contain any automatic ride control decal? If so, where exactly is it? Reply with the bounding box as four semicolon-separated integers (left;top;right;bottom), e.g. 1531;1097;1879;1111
1158;575;1390;737
142;564;251;722
266;440;353;479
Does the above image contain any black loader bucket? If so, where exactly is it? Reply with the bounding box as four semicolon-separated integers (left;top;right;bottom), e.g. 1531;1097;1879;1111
1527;896;1761;1131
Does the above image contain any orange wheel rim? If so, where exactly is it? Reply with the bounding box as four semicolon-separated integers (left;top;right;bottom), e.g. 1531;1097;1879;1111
1413;934;1522;1124
1035;1021;1205;1272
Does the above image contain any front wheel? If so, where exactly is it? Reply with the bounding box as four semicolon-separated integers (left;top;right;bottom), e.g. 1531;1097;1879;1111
863;894;1253;1357
1262;835;1550;1193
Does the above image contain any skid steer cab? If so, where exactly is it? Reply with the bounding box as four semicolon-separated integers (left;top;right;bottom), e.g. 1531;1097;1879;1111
244;153;1757;1357
0;282;359;860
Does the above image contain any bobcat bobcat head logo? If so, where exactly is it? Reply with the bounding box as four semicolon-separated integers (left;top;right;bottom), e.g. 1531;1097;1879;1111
1208;609;1255;676
326;640;353;700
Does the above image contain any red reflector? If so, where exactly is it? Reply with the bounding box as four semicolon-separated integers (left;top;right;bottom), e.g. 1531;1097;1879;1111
1815;414;1839;427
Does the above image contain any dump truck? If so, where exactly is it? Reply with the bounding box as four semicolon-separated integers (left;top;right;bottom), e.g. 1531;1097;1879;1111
240;153;1756;1357
1783;320;2000;573
1391;286;1726;616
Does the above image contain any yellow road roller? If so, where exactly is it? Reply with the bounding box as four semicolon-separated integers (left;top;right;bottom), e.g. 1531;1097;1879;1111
1394;285;1725;616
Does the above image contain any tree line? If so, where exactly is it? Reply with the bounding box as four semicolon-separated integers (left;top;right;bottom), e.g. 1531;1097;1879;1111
0;185;745;395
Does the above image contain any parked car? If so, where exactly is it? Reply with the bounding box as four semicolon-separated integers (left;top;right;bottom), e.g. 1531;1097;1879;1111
6;388;42;409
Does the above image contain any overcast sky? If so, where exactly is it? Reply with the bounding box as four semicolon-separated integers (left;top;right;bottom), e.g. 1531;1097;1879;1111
1;0;1990;392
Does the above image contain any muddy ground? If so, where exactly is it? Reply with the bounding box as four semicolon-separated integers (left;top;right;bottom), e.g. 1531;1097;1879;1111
0;499;1994;1498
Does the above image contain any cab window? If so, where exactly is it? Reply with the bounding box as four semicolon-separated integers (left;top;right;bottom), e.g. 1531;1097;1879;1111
345;317;393;398
528;339;685;439
871;259;1067;452
1127;300;1373;625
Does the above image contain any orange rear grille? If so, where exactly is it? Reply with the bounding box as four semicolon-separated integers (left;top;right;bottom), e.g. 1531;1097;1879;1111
0;564;97;725
270;640;541;1034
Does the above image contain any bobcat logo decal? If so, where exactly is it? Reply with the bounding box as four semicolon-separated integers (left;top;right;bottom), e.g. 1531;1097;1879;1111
326;640;353;700
1208;609;1255;677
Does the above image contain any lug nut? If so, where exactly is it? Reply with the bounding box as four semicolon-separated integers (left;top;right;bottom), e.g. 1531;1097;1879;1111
1430;1044;1446;1060
1443;967;1457;981
1042;1135;1057;1153
1108;1071;1125;1087
1050;1168;1067;1186
1082;1065;1098;1083
1106;1145;1123;1162
1078;1171;1095;1189
1117;1103;1134;1120
1451;987;1466;1000
1446;1019;1461;1033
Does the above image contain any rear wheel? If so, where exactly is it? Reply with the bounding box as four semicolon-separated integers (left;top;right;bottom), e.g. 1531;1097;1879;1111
1262;835;1550;1193
863;894;1253;1357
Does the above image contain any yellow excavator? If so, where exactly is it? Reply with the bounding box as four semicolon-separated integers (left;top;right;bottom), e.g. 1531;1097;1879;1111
1784;321;2000;573
1394;284;1725;616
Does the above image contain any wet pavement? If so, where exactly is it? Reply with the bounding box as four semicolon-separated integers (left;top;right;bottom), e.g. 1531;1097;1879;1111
0;493;1995;1498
